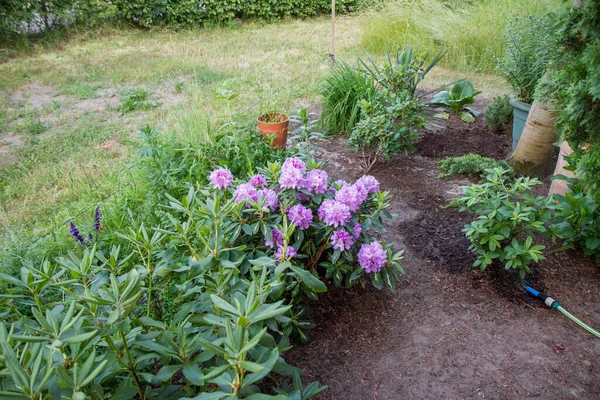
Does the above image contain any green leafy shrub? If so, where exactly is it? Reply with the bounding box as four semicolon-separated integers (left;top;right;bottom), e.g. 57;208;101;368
537;1;600;203
349;89;425;172
550;175;600;261
320;62;377;135
454;168;552;278
437;154;511;179
431;79;481;123
1;0;362;38
485;95;513;135
493;14;558;104
0;156;405;398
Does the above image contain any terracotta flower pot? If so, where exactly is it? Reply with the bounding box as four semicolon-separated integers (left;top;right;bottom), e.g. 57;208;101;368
257;113;289;149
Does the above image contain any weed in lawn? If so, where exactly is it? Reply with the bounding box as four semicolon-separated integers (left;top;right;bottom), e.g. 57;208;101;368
22;118;48;135
117;87;157;113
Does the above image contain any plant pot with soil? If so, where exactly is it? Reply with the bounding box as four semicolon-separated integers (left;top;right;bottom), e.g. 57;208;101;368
254;83;292;149
509;97;532;150
257;113;289;149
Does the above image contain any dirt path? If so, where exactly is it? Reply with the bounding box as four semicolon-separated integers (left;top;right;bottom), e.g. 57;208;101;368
286;116;600;399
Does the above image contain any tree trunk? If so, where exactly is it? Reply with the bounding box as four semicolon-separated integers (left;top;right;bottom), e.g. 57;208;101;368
509;102;557;178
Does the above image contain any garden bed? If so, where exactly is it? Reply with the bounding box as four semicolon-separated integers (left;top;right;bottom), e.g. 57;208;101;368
286;113;600;399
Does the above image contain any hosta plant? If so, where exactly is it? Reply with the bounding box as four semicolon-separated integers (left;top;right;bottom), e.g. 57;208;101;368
453;168;552;278
0;157;405;399
432;79;481;123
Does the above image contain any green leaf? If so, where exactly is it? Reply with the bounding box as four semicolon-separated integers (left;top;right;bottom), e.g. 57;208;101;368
64;330;98;345
288;265;327;293
461;111;475;123
154;365;181;383
249;257;276;267
210;295;239;316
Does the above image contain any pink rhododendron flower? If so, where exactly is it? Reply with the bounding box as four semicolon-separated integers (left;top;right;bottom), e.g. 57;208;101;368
249;174;267;188
356;175;380;194
281;157;306;173
317;200;351;227
234;183;259;204
330;230;354;251
259;188;279;211
287;204;313;230
279;167;305;189
209;167;234;190
335;185;365;212
358;241;387;273
275;244;297;261
265;229;283;249
304;169;328;194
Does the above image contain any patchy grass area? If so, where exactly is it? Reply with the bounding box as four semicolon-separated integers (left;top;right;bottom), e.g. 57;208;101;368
0;14;507;262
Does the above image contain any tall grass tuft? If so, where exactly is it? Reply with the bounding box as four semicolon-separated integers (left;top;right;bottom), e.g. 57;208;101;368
320;61;377;135
360;0;566;73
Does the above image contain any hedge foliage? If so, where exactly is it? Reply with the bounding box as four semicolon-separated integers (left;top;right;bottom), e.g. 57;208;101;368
1;0;364;39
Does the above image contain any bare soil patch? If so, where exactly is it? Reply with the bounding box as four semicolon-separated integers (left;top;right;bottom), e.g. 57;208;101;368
286;107;600;399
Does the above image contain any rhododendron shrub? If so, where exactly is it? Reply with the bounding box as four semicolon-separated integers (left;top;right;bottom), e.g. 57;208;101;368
165;157;405;298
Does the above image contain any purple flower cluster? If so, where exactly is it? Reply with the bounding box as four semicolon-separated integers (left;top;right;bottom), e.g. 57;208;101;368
279;157;306;189
356;175;380;194
335;184;368;212
317;200;351;227
358;241;387;273
234;183;259;204
69;221;86;247
265;229;283;248
259;188;279;211
288;204;313;230
330;230;354;251
275;245;297;261
209;167;234;190
249;174;266;188
304;169;328;194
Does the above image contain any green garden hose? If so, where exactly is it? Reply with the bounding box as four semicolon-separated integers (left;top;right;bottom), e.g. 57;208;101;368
523;284;600;339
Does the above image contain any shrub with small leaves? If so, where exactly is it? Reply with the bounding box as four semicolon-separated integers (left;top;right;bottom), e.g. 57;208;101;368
485;95;513;135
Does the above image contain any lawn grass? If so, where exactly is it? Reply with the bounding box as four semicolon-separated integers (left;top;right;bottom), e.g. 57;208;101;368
360;0;566;73
0;10;510;263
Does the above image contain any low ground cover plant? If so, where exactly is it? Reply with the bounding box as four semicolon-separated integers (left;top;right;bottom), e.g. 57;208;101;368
437;154;511;179
0;153;405;398
485;95;513;135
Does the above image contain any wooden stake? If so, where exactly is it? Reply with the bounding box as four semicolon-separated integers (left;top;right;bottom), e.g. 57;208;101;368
330;0;335;68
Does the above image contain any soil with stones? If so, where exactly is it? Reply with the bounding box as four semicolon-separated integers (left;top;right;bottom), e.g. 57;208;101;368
285;113;600;399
